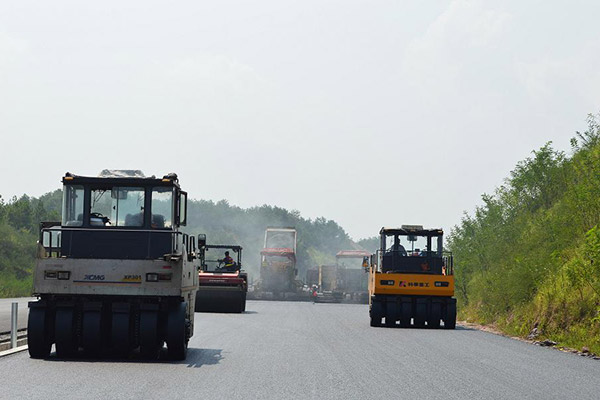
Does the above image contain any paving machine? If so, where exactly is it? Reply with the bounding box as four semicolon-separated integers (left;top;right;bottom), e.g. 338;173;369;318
306;250;371;303
255;227;299;297
27;170;200;360
336;250;371;303
307;264;344;303
368;225;456;329
196;244;247;313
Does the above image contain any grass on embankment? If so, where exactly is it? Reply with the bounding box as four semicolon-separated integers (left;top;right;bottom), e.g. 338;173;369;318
451;115;600;355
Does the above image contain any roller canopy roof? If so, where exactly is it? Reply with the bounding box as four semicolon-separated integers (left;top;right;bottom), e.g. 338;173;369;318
62;171;181;188
380;227;444;236
205;245;243;251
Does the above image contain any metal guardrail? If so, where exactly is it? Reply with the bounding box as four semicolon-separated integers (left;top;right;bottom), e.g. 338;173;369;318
0;302;27;352
11;302;17;348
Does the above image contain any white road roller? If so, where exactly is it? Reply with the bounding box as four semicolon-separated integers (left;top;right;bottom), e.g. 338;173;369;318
28;170;201;360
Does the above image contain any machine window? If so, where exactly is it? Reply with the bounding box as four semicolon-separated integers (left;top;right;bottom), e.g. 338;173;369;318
179;192;187;226
151;187;173;229
90;187;145;227
62;185;84;226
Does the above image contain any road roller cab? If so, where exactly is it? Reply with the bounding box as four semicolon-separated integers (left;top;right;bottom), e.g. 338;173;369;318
28;170;200;360
368;225;456;329
196;244;248;313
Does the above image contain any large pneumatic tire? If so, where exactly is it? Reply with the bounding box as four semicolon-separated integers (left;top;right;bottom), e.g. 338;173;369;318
399;298;412;328
111;303;131;356
139;310;161;359
82;306;102;357
385;301;397;327
414;299;427;328
444;300;457;330
428;301;442;329
55;307;77;358
370;299;383;327
166;302;188;361
28;307;51;359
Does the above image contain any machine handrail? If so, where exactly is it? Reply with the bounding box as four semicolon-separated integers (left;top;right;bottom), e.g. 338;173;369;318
39;226;185;259
374;249;454;276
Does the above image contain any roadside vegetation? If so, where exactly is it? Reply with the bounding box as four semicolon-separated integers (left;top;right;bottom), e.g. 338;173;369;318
448;114;600;353
0;190;61;297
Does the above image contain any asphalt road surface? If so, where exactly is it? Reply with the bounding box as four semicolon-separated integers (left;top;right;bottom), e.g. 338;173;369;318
0;297;35;332
1;300;599;399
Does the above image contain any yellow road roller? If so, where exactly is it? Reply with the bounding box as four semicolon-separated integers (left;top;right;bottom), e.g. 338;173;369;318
368;225;456;329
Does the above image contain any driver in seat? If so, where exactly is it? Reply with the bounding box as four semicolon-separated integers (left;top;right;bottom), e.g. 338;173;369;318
392;236;407;256
220;251;237;271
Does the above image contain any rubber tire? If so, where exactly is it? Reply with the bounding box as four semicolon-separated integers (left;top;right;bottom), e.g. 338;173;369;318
370;300;383;327
399;300;412;328
28;307;51;359
385;301;397;327
139;311;160;359
414;300;427;328
429;302;441;329
166;302;188;361
111;312;130;356
55;308;77;358
82;311;102;357
444;301;457;329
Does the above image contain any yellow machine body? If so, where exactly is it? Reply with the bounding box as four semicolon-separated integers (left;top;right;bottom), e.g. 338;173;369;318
367;226;457;329
369;272;454;298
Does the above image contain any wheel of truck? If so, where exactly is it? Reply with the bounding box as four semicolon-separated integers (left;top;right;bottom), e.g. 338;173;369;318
166;302;188;360
370;300;383;327
444;301;457;330
55;307;77;358
399;299;412;328
414;299;427;328
111;311;131;356
28;307;51;359
428;301;441;329
139;310;161;359
82;310;102;357
385;301;397;327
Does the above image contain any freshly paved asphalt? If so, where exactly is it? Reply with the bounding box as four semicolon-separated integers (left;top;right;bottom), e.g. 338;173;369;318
1;300;599;399
0;297;35;332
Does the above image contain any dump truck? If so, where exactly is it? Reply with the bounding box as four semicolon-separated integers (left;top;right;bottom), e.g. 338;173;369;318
256;227;298;296
368;225;456;329
196;244;247;313
27;170;200;360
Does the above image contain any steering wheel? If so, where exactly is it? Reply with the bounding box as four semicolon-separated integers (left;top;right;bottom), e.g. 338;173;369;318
90;212;110;225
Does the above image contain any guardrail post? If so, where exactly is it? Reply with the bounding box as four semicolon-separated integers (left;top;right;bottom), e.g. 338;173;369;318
11;302;18;348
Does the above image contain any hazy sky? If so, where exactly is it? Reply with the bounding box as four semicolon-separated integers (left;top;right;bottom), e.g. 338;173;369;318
1;1;600;240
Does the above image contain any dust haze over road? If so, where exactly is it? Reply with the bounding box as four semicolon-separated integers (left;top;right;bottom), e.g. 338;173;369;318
1;301;599;400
